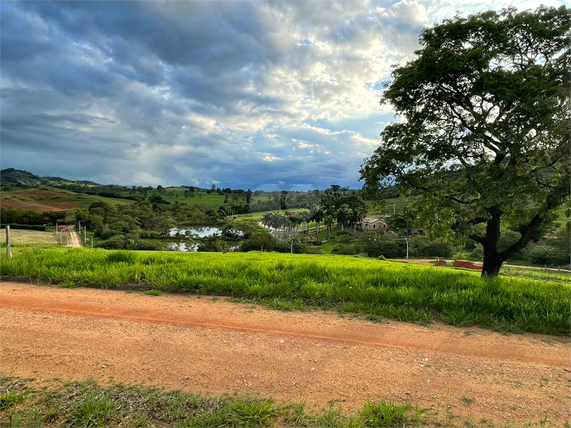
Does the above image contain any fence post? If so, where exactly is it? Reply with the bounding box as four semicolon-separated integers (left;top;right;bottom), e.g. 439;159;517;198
6;226;12;259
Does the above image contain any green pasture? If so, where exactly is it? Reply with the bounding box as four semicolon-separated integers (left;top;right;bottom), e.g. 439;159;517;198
0;229;62;246
2;248;568;336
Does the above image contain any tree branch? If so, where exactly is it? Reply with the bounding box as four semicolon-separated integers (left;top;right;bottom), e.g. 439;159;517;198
499;214;543;261
469;234;488;244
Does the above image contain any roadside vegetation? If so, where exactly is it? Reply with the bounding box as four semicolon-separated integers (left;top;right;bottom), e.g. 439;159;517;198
0;376;426;428
2;248;569;336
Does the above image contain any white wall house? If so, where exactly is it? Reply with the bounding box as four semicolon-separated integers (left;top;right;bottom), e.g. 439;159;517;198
362;217;387;230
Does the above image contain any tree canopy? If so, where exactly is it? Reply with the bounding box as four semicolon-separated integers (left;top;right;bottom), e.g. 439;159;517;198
361;6;570;276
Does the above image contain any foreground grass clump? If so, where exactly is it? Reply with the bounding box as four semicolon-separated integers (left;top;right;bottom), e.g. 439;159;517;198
2;248;569;336
0;377;421;428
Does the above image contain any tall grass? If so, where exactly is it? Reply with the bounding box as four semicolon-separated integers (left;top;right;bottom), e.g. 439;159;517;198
2;248;569;335
0;377;423;428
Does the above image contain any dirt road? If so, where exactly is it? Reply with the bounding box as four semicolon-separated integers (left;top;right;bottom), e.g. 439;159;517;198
67;228;81;248
1;282;569;426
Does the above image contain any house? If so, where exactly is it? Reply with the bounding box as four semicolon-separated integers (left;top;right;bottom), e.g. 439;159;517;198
285;211;296;217
361;217;387;231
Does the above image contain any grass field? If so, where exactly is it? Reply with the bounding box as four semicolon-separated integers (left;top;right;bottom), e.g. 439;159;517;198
2;248;568;336
139;188;230;206
0;377;422;428
1;188;132;213
0;229;61;246
231;209;311;222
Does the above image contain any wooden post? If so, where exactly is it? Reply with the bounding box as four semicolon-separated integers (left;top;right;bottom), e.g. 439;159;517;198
6;226;12;259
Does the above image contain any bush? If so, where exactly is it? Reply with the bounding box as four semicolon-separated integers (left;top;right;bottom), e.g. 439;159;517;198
409;236;455;258
358;237;405;258
130;240;164;251
104;236;124;250
99;230;120;240
337;233;356;244
0;224;46;231
529;245;570;266
470;245;483;260
240;233;286;252
418;242;454;258
331;244;358;255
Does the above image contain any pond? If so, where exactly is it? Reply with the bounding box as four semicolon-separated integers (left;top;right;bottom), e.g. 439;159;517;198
167;241;239;252
167;226;243;252
167;241;199;252
169;226;244;238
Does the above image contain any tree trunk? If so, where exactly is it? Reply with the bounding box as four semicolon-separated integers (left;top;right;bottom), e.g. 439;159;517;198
480;206;502;278
471;206;545;278
481;244;502;277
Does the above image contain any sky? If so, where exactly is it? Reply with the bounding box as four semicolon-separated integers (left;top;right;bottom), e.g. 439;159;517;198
1;0;567;190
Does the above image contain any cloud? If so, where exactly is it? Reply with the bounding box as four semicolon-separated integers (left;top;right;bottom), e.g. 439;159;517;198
2;0;566;188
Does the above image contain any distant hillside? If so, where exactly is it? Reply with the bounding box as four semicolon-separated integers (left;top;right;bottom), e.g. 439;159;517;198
1;168;45;187
1;168;101;188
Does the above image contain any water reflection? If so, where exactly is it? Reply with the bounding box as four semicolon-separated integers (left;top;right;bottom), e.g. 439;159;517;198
167;241;239;252
169;226;243;238
168;226;242;252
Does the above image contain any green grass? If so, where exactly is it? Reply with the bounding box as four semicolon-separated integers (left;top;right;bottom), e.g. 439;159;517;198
500;266;570;282
136;188;229;206
0;229;62;246
2;248;569;336
0;377;424;428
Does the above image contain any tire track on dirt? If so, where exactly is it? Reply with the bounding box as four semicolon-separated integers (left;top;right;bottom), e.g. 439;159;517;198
2;282;570;427
1;282;567;367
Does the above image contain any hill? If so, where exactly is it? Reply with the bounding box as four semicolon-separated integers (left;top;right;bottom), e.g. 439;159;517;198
1;168;101;188
1;168;45;187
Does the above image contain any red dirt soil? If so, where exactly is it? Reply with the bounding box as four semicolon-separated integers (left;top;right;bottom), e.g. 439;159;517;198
1;282;569;427
0;199;77;212
1;189;80;212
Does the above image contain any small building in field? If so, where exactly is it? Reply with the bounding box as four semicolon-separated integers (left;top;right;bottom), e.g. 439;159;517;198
362;217;387;231
285;211;297;217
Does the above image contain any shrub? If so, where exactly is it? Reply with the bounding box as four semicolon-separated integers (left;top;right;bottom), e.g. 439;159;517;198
337;233;356;244
359;238;405;258
409;236;455;258
529;245;570;266
103;236;124;250
240;233;286;253
331;245;358;255
0;224;47;231
470;245;483;260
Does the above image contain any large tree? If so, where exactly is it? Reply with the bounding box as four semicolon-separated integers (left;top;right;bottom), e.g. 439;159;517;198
361;6;570;277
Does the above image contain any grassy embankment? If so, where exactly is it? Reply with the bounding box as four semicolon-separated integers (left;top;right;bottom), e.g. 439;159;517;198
2;248;569;336
0;377;425;428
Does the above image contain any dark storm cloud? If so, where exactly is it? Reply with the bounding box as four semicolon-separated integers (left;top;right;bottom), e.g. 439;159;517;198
2;0;559;188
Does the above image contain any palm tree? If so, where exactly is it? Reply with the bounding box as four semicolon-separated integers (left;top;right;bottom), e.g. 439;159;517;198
269;212;284;240
261;213;273;229
323;210;336;241
348;208;364;236
336;204;351;231
297;211;311;235
312;206;324;238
